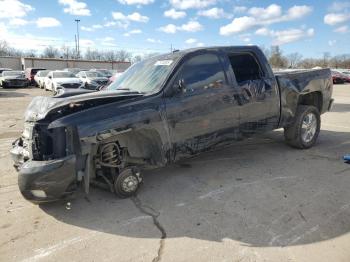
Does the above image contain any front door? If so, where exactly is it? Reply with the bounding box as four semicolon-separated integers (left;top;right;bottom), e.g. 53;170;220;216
164;51;240;161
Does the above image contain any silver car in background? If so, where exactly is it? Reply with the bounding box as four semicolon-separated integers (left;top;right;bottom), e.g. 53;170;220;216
76;71;109;90
34;70;50;89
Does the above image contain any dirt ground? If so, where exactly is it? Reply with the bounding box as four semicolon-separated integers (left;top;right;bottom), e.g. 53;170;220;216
0;85;349;262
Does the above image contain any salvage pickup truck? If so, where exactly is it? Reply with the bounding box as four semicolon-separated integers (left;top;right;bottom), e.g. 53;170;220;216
11;46;334;203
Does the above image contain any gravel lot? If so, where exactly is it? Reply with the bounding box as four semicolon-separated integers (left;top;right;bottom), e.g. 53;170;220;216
1;85;350;262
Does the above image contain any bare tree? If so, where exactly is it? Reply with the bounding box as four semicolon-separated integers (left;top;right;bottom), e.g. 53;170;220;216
61;45;74;59
0;40;9;56
115;50;132;62
42;46;60;58
104;50;117;61
322;52;331;68
286;52;303;68
269;46;287;69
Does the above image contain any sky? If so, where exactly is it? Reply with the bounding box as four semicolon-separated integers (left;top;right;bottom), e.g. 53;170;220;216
0;0;349;58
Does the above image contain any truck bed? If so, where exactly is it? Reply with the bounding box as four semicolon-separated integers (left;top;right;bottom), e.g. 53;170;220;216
274;68;333;127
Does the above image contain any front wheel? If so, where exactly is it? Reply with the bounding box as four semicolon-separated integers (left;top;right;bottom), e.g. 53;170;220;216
284;105;320;149
114;168;142;198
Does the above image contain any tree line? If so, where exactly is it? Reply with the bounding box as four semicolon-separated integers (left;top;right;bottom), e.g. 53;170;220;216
0;40;349;68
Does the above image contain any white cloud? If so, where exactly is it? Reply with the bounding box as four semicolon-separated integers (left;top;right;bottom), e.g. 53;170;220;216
159;24;177;33
197;7;232;19
164;8;186;19
254;27;315;45
0;22;62;51
169;0;217;10
180;21;203;32
233;6;247;13
220;4;313;36
184;38;204;47
104;20;129;29
272;28;314;45
255;27;270;36
112;11;149;23
36;17;61;28
248;4;282;20
185;38;197;44
58;0;91;16
0;0;34;19
334;25;349;33
324;13;350;25
9;18;29;26
123;29;142;37
117;0;154;5
159;21;203;33
220;16;256;35
81;24;103;31
100;37;116;47
147;38;162;43
329;2;350;12
127;12;149;22
328;40;337;46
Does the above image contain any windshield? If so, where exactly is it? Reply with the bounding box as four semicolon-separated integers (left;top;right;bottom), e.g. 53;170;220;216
108;56;178;93
39;71;50;77
86;72;104;78
53;72;76;78
3;71;23;77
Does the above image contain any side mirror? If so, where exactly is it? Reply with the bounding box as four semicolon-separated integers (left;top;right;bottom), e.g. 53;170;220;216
48;76;52;79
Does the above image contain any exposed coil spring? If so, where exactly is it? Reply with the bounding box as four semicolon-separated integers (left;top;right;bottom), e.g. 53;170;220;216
99;143;122;167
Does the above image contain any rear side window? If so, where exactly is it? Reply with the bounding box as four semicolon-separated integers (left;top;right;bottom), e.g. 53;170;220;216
228;53;264;83
178;53;226;90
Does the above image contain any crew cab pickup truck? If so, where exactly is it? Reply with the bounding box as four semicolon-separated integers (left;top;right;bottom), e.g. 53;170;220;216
10;46;334;203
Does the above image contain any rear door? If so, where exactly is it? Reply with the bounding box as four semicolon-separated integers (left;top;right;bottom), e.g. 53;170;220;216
164;51;240;160
225;50;280;134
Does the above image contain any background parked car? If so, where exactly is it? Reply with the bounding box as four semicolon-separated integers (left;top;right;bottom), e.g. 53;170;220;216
63;68;85;75
25;68;46;86
44;71;84;93
34;70;50;89
333;70;350;83
0;68;12;74
76;71;109;90
0;71;29;88
331;70;345;84
89;68;113;78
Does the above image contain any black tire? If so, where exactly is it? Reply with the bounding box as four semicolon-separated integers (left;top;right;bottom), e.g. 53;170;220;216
284;105;320;149
114;168;141;198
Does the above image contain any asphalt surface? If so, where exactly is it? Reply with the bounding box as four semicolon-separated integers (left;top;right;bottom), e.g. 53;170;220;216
0;85;350;262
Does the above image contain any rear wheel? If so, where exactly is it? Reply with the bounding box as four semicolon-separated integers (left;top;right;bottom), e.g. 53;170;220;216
284;105;320;149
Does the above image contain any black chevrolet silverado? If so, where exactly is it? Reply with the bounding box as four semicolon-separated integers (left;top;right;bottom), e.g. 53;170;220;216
10;46;334;203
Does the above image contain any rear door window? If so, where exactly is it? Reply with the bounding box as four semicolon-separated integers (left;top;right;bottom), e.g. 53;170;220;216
227;53;265;83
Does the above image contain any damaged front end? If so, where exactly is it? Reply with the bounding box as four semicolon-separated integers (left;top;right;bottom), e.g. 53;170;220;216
11;91;151;204
11;121;78;203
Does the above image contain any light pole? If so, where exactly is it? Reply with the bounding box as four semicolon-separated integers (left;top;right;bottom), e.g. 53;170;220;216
75;19;80;59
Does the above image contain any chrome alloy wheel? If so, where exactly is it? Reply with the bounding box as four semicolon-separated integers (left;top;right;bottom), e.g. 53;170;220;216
301;113;317;143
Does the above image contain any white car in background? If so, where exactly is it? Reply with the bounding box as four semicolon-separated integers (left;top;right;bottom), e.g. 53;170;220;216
44;71;84;93
34;70;50;89
76;71;109;90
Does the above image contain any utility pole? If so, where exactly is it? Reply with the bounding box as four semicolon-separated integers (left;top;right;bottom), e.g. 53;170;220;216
170;44;173;52
75;19;80;59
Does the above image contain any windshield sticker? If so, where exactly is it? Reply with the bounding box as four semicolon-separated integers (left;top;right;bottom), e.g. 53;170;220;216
154;60;173;66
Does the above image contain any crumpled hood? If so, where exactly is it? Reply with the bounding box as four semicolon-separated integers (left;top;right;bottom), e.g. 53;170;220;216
24;90;143;122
